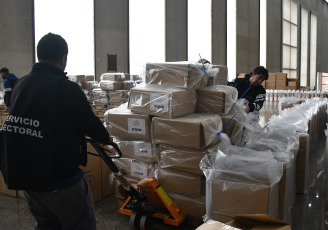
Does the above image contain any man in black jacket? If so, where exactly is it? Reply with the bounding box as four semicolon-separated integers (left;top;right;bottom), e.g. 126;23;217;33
228;66;268;113
0;33;110;230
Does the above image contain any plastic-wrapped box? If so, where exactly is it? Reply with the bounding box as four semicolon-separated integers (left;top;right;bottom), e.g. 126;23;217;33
200;150;283;223
68;75;86;83
100;72;126;81
81;81;99;90
152;113;222;149
92;88;108;100
105;107;151;140
129;84;196;119
145;62;208;89
206;65;228;86
99;80;122;91
154;166;205;196
158;144;219;175
196;85;238;115
114;138;157;162
108;90;129;99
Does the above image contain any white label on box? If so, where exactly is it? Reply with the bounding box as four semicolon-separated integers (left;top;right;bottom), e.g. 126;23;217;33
128;118;146;134
130;162;147;178
134;142;152;157
100;91;107;97
150;93;168;112
100;98;108;103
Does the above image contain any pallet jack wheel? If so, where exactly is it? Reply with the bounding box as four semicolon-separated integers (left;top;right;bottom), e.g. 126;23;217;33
139;215;151;230
129;212;140;230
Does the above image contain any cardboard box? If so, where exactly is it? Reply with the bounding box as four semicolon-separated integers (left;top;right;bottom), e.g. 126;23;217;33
108;90;129;99
158;144;219;175
81;81;99;90
207;65;228;86
152;113;222;149
100;73;125;81
145;62;208;89
99;80;122;91
105;107;151;140
286;85;298;90
296;134;310;193
197;215;291;230
237;73;246;78
110;98;128;107
100;159;115;198
129;84;196;119
167;191;206;220
220;115;237;138
211;179;279;223
196;85;238;115
155;167;205;196
79;143;102;203
121;80;135;90
114;139;158;162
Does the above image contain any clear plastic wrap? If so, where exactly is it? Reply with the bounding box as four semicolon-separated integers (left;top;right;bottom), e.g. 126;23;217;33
99;80;122;91
154;166;205;196
278;97;305;111
129;84;197;119
206;64;228;86
158;144;219;175
196;85;238;115
100;72;126;81
113;138;157;163
200;150;283;222
104;107;151;140
144;61;216;89
152;113;222;149
92;88;108;100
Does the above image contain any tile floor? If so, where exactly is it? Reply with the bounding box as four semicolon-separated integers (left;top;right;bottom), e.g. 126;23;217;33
0;101;327;230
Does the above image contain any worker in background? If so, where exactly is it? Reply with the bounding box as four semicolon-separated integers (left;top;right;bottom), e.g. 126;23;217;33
0;33;110;230
0;67;18;111
228;66;268;113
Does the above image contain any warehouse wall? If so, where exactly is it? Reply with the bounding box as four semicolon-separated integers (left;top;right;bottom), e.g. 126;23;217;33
94;0;129;80
316;0;328;73
266;1;282;73
236;0;260;76
0;0;34;78
165;0;188;62
212;0;227;66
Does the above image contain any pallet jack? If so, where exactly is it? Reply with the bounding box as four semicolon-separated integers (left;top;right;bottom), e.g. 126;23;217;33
86;138;187;230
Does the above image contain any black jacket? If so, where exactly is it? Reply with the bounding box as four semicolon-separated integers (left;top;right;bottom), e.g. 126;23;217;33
0;63;109;190
227;74;266;112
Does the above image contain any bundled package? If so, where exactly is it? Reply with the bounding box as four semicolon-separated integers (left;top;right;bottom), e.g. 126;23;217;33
113;138;157;162
92;88;108;100
196;85;238;115
206;64;228;86
129;84;196;119
153;113;222;149
121;80;136;90
82;81;99;90
100;72;126;81
68;75;86;83
200;149;283;223
108;90;129;99
154;166;205;196
105;107;152;140
144;61;208;89
158;144;219;175
99;80;122;91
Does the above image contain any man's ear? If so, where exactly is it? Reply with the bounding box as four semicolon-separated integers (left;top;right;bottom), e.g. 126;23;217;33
59;55;67;70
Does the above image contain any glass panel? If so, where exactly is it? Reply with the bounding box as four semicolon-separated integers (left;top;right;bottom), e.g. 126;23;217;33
283;45;290;69
227;0;237;81
129;0;165;75
283;0;291;21
291;24;297;47
290;70;297;78
35;0;95;75
188;0;212;62
300;8;308;86
283;21;291;45
260;0;267;67
291;47;297;69
310;14;317;88
291;1;298;25
283;70;290;79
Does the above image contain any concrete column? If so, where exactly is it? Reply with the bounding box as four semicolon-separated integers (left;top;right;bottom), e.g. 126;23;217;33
165;0;187;61
212;0;227;66
236;0;260;75
94;0;129;80
316;0;328;73
0;0;34;78
266;0;282;73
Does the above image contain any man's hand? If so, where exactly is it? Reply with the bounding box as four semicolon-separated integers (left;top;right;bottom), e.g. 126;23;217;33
5;106;9;112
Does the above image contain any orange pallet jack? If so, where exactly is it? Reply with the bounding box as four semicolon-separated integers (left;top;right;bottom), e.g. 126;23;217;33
86;138;186;230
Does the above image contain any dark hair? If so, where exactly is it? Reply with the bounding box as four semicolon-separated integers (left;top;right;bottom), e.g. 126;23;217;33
0;67;9;74
252;66;269;80
37;33;68;62
198;58;211;64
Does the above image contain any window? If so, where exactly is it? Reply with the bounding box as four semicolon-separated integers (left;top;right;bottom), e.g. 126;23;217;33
188;0;212;63
129;0;165;76
227;0;237;81
34;0;94;75
260;0;267;67
310;14;317;88
282;0;298;79
300;8;308;86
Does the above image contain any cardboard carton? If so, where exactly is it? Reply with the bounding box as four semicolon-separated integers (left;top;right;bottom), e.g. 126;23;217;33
114;139;158;162
145;62;208;89
196;85;238;115
207;65;228;86
108;90;129;99
152;113;222;149
105;108;151;140
101;159;115;199
155;167;205;196
99;80;122;91
296;134;310;193
129;84;196;118
100;73;125;81
81;81;99;90
158;144;219;175
121;80;135;90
